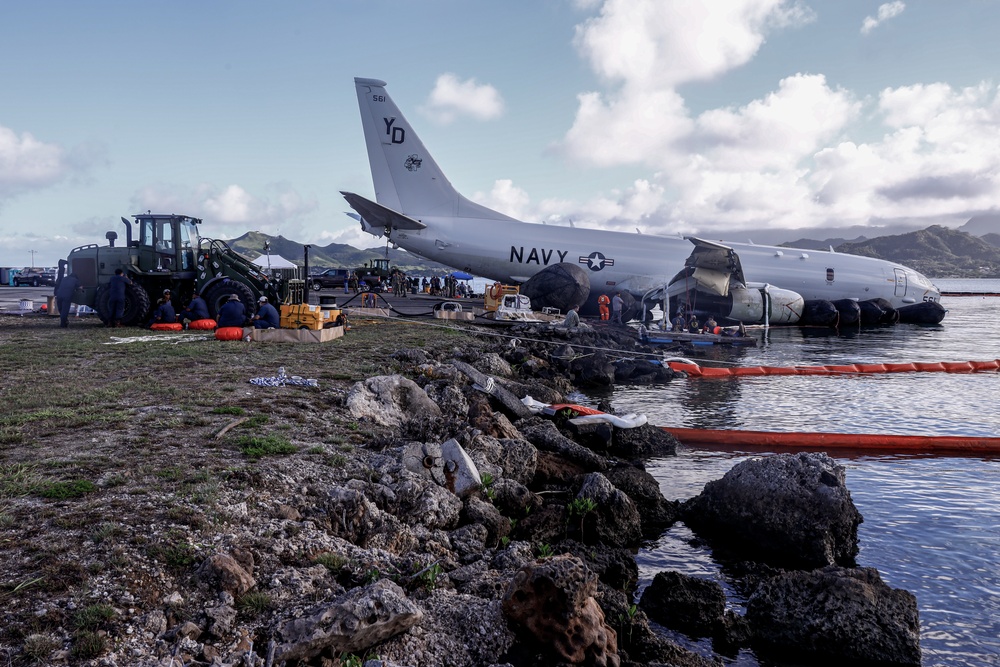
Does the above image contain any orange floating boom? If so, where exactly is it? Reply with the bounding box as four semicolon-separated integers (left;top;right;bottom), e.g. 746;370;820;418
540;404;1000;455
667;359;1000;378
662;427;1000;455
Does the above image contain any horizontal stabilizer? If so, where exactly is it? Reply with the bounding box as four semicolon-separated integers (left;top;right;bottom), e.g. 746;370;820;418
344;211;384;238
340;192;427;231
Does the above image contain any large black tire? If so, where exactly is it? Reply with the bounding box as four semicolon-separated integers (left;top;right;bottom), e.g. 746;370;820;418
98;282;152;326
203;281;256;323
311;281;322;291
94;286;111;324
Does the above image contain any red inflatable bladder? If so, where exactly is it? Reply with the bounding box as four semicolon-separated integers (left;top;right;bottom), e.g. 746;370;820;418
189;319;217;330
215;327;244;341
150;323;183;332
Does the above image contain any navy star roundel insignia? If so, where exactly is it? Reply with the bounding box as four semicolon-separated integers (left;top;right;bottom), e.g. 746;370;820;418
579;251;615;271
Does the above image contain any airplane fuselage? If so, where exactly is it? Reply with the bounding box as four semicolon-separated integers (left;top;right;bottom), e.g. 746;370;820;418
389;215;940;310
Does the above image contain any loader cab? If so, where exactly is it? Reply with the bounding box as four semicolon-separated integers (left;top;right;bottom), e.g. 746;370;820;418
134;214;201;272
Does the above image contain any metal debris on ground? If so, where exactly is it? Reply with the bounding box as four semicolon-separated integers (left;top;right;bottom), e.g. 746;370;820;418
105;334;213;345
249;367;319;388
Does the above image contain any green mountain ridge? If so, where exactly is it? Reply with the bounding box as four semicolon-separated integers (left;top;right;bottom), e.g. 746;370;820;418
224;231;454;275
832;225;1000;278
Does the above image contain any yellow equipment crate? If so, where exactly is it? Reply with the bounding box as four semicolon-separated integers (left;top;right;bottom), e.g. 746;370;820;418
280;303;327;330
484;282;520;312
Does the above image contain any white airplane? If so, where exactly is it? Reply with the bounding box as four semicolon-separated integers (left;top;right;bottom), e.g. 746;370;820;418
341;77;944;324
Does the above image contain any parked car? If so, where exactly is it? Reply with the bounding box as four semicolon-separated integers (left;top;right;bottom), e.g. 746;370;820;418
308;268;350;291
14;267;56;287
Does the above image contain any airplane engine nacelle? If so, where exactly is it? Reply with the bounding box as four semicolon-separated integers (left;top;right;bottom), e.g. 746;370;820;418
728;284;803;325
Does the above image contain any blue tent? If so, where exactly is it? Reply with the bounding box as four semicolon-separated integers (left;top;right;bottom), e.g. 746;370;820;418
450;271;474;280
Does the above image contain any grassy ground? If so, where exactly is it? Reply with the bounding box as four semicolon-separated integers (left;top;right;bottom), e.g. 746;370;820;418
0;312;479;494
0;313;487;663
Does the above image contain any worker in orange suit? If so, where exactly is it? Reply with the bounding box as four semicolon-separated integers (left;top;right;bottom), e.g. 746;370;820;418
597;293;611;321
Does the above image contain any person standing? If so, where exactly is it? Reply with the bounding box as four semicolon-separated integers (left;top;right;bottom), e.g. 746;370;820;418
217;294;247;328
597;293;611;321
253;296;280;329
54;272;82;328
611;292;624;325
107;268;131;328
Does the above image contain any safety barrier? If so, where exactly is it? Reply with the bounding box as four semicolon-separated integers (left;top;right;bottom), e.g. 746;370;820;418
662;427;1000;455
538;404;1000;455
667;359;1000;378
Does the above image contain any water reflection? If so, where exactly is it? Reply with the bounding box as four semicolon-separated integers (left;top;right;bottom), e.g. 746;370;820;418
637;450;1000;667
597;294;1000;666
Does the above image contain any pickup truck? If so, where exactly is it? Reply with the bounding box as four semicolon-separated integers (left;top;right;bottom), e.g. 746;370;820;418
14;268;56;287
308;268;350;291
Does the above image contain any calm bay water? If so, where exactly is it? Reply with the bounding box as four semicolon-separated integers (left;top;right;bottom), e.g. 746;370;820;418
587;280;1000;667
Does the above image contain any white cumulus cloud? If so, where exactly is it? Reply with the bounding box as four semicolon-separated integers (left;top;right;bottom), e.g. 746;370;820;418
129;182;318;238
861;1;906;35
421;73;504;125
515;0;1000;238
573;0;814;88
0;125;97;201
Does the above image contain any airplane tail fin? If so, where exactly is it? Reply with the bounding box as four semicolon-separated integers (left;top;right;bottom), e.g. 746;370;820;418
353;77;516;222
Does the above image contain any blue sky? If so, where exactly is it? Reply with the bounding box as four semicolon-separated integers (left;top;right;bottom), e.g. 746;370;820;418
2;0;1000;267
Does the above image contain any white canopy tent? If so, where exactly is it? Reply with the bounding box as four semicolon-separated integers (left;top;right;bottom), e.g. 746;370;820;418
250;253;298;270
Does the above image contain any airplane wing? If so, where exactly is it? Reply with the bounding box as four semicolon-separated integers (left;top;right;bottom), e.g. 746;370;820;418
340;192;427;231
669;237;748;297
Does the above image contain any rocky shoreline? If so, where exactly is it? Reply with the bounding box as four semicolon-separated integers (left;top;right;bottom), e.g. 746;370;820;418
0;319;920;666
